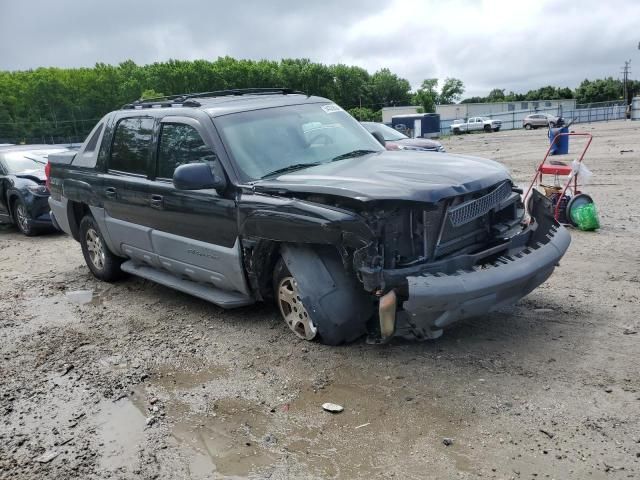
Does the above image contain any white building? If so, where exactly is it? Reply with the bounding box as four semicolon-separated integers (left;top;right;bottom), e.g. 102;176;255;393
436;99;577;121
381;106;420;124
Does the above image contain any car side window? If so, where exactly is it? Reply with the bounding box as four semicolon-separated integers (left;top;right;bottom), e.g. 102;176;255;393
156;123;218;179
110;117;154;175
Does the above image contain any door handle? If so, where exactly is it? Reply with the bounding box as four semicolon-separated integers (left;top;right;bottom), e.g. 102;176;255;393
104;187;117;199
150;194;164;209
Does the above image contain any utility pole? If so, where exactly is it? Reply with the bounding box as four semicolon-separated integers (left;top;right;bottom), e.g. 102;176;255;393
621;60;631;105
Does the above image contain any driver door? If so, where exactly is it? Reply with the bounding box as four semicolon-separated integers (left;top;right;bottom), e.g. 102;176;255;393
141;117;247;294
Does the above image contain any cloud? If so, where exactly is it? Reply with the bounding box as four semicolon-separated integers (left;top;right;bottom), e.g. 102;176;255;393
0;0;638;97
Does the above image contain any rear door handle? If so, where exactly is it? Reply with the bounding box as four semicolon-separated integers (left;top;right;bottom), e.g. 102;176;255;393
104;187;117;199
150;194;164;209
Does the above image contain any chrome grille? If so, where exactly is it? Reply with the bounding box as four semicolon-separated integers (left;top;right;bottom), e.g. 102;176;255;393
447;182;511;227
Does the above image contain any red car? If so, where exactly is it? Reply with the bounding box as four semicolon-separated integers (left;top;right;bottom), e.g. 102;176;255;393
361;122;445;152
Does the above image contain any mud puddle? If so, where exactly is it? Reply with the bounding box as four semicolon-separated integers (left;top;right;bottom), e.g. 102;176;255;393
93;396;147;472
132;360;473;479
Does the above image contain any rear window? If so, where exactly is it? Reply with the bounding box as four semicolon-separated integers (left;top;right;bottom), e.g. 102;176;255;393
109;117;154;175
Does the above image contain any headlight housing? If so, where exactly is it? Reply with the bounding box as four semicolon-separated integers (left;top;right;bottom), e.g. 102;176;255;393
27;184;49;195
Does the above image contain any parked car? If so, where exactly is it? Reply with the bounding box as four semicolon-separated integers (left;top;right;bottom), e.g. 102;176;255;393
451;117;502;134
360;122;445;152
522;113;560;130
48;89;570;344
0;144;75;235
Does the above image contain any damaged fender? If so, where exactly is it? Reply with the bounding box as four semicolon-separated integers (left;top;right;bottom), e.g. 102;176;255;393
280;244;374;345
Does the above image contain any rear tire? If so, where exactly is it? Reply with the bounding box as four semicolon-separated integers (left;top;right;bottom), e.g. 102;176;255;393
13;199;37;236
79;214;124;282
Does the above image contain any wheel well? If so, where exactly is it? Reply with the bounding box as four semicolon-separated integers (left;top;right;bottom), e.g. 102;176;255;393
8;193;20;218
66;201;90;241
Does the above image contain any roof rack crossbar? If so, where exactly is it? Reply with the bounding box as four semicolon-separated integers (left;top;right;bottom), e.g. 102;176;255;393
121;88;305;109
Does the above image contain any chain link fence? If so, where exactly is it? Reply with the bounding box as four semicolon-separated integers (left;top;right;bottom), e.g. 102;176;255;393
440;101;627;135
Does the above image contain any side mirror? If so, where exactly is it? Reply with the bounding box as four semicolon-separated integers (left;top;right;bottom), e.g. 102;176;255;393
173;163;227;192
371;130;386;147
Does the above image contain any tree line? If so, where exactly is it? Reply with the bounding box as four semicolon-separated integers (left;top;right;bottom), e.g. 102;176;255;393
0;57;636;143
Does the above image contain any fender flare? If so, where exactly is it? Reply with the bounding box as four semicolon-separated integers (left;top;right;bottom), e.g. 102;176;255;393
280;244;373;345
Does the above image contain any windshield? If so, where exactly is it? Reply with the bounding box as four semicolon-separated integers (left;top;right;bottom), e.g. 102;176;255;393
1;149;66;173
216;103;383;181
362;122;408;141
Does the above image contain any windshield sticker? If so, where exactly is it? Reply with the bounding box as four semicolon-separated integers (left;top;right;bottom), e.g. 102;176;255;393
321;104;343;114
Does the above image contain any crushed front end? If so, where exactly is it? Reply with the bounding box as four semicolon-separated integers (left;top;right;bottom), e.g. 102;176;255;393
356;182;571;341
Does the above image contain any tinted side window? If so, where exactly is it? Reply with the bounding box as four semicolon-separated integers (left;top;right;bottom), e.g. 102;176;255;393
157;123;218;179
110;117;154;175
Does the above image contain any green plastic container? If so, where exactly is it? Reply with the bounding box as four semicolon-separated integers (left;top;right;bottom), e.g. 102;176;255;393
570;202;600;231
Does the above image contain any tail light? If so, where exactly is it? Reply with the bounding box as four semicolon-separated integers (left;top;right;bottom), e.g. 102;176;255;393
44;160;51;190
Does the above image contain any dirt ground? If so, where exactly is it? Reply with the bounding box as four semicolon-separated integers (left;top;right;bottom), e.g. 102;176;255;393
1;120;639;480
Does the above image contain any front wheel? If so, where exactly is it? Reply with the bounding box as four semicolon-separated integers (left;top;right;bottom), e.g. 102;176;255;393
273;258;318;341
484;124;492;132
13;199;36;236
524;124;532;130
79;215;125;282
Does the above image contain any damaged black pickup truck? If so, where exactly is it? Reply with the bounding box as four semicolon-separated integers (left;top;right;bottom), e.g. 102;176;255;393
47;89;570;344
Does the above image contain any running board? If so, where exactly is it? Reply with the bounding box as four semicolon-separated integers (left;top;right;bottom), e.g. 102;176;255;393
120;261;254;309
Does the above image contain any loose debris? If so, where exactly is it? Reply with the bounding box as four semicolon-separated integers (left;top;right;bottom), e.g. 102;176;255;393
322;402;344;413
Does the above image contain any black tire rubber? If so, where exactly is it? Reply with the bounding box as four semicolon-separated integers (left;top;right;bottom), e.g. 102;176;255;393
524;124;532;130
452;129;460;135
79;214;125;282
13;199;37;236
275;247;372;345
484;124;492;132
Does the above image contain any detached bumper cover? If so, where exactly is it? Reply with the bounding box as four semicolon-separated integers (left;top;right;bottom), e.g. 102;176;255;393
393;193;571;339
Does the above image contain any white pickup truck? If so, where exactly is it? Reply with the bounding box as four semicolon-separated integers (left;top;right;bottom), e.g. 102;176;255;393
451;117;502;134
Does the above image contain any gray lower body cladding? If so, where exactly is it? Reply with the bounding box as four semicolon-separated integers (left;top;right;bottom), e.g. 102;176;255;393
400;223;569;339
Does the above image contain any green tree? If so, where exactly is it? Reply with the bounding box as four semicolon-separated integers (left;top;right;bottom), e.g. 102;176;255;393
412;78;438;112
439;78;465;104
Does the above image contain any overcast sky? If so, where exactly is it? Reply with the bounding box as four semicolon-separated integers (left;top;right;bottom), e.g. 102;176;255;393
1;0;638;97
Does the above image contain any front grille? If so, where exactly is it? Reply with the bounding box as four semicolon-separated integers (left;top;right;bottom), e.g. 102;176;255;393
447;181;511;227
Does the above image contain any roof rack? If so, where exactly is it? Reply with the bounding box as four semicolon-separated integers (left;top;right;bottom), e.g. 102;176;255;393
121;88;305;110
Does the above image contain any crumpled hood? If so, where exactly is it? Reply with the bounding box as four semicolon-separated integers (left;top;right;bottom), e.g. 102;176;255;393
253;151;511;203
15;168;46;182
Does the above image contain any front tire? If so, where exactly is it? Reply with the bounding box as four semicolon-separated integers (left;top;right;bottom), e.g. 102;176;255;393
484;124;492;132
13;199;36;236
79;215;124;282
524;123;532;130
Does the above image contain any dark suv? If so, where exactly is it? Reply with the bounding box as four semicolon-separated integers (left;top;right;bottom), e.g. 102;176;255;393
47;89;570;344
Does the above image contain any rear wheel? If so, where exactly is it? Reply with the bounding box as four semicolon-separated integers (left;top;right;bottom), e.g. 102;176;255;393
273;258;318;341
79;215;124;282
13;199;36;236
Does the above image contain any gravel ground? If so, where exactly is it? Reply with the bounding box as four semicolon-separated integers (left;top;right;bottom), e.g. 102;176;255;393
1;120;639;479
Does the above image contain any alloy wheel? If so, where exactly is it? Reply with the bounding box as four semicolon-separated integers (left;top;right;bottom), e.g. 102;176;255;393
85;228;105;271
15;203;29;233
277;276;317;340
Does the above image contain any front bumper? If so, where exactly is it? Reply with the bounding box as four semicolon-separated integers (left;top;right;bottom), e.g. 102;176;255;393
377;190;571;340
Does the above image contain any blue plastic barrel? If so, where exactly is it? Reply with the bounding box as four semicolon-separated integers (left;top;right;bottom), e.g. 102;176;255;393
549;127;569;155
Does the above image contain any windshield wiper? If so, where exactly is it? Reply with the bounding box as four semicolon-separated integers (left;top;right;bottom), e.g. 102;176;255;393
330;149;378;162
261;162;322;179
